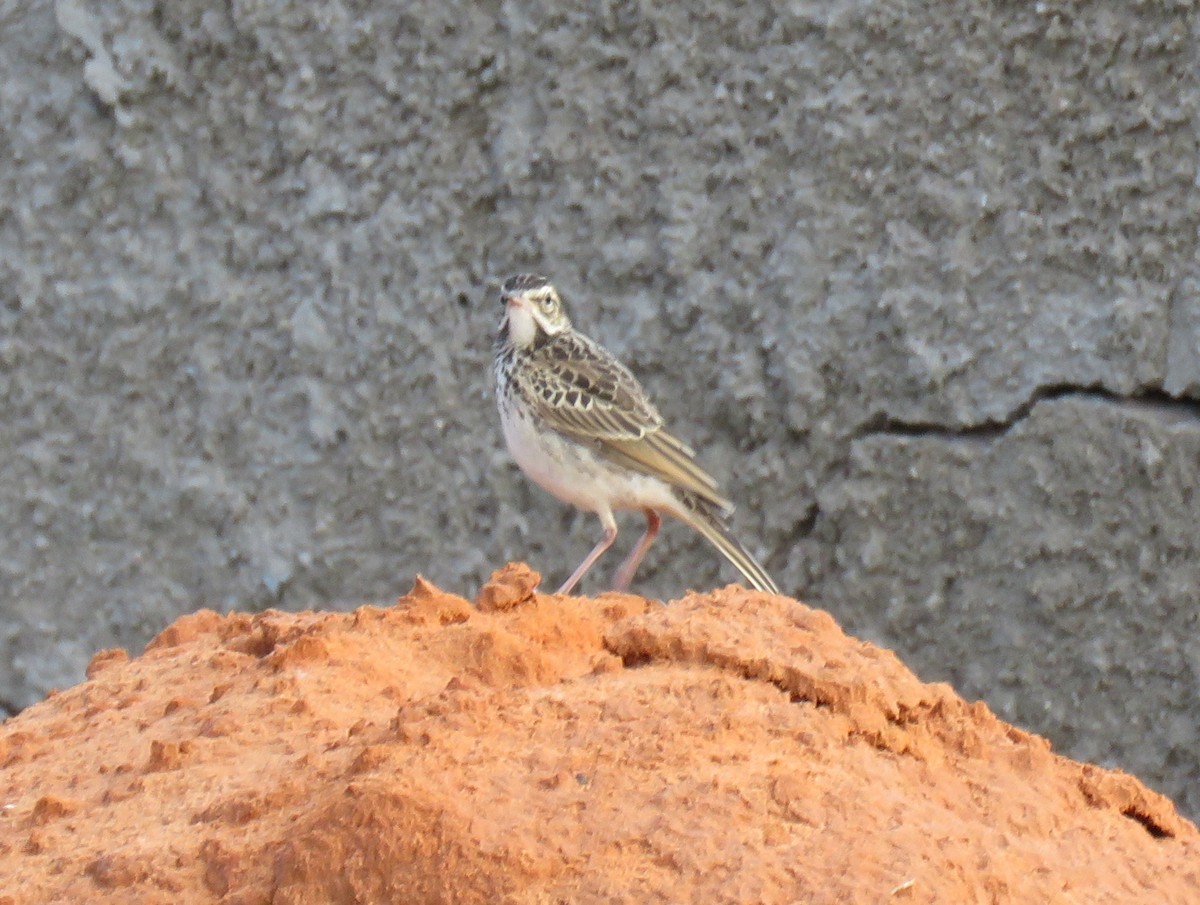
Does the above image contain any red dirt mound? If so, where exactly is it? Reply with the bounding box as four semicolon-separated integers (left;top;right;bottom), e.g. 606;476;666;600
0;563;1196;903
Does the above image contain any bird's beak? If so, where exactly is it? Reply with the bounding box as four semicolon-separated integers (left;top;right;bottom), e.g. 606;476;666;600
502;293;522;308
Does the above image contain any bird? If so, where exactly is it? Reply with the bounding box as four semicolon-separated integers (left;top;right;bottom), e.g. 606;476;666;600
492;273;780;596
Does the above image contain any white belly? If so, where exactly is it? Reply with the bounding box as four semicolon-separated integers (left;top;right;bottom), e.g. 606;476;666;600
501;405;678;517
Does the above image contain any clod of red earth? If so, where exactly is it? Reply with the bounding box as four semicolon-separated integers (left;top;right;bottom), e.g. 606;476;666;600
0;563;1196;904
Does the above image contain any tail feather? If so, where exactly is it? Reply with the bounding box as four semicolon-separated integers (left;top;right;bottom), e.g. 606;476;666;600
677;495;781;595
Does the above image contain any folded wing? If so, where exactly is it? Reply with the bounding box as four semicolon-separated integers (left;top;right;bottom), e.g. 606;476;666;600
518;332;734;517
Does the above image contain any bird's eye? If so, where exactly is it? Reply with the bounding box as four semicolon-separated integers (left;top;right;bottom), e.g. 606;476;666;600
540;297;555;311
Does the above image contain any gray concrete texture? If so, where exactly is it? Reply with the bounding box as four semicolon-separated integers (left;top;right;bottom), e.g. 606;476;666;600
2;0;1198;814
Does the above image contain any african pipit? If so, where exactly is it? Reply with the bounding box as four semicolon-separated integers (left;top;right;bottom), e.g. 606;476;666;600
493;274;780;596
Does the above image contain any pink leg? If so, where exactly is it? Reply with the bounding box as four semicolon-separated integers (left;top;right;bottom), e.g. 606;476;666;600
557;513;618;595
611;509;662;592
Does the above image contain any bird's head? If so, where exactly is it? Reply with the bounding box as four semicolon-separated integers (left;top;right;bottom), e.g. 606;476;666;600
498;274;572;348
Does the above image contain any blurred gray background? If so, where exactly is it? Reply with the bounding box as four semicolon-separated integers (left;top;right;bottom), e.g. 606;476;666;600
2;0;1198;816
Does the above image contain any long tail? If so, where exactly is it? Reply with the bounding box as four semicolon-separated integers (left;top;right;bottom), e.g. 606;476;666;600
676;494;781;595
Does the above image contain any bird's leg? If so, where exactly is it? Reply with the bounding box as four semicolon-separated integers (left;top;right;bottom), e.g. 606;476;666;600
611;509;662;592
556;513;618;595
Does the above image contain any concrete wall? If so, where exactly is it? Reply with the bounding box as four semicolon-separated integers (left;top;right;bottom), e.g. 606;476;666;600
3;0;1198;815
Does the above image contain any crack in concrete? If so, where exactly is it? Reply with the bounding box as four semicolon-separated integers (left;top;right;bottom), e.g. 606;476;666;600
852;384;1200;443
767;501;819;571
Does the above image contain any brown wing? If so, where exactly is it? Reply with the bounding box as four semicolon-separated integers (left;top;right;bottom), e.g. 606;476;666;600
517;331;734;516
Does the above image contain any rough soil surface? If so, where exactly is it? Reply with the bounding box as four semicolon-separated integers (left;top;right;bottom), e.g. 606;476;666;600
0;564;1196;904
